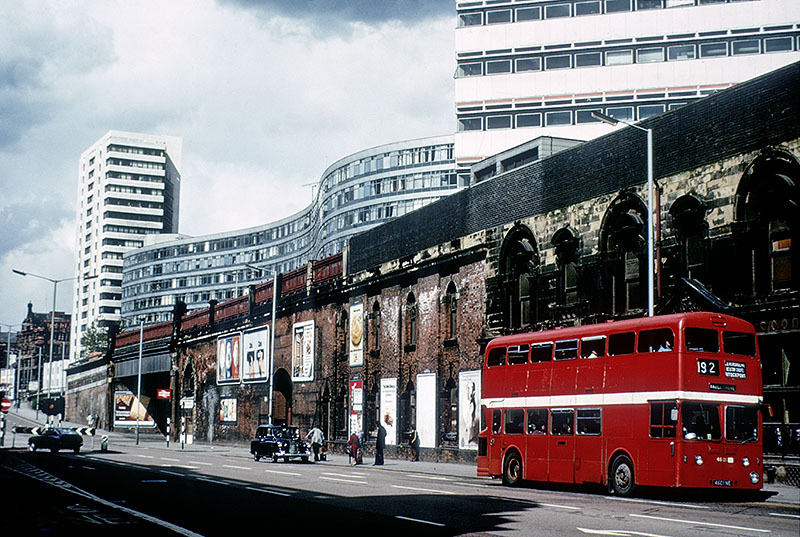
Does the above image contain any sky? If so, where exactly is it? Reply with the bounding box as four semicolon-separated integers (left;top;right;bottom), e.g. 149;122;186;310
0;0;455;328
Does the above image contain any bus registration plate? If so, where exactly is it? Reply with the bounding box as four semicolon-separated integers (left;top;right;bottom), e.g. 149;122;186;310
712;479;733;487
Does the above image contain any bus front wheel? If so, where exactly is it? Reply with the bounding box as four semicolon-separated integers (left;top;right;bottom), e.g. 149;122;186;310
610;455;635;496
503;451;523;486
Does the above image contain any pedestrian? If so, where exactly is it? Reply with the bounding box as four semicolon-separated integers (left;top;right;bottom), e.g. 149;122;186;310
375;423;386;465
409;427;420;461
306;425;324;462
346;431;362;465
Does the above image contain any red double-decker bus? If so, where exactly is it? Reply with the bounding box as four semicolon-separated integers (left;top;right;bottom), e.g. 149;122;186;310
477;312;763;495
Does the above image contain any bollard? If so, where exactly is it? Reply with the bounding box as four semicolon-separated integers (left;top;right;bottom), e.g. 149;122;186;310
0;414;5;447
100;435;109;452
166;417;171;448
180;416;185;450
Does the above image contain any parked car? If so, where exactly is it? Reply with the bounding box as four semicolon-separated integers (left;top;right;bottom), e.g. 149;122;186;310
250;425;310;463
28;427;83;454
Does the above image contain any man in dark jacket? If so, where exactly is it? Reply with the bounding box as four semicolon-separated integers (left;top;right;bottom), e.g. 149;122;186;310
375;423;386;465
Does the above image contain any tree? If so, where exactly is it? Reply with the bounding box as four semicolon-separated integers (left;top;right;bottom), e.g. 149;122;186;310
80;323;108;359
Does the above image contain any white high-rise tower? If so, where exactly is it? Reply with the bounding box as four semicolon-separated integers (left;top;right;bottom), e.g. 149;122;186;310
70;130;182;361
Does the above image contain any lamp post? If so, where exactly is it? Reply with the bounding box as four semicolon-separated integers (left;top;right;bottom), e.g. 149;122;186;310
245;263;277;425
136;319;143;445
591;111;655;317
12;270;98;414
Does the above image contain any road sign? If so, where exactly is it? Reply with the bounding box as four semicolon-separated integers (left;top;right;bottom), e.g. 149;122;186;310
0;398;10;412
157;389;172;400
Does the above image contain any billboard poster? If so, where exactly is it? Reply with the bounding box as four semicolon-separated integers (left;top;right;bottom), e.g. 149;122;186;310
379;377;397;446
459;370;482;450
217;333;242;384
219;398;237;423
242;328;269;383
114;390;155;428
416;373;437;449
349;379;363;436
291;320;315;382
349;303;364;367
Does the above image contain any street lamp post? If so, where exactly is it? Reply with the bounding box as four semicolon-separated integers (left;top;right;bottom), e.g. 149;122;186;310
1;323;19;404
245;263;277;425
591;112;655;317
12;269;98;417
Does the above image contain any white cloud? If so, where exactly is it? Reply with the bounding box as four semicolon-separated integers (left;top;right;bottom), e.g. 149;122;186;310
0;0;454;324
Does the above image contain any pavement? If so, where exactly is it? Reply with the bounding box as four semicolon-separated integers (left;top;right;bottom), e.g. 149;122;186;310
3;404;798;509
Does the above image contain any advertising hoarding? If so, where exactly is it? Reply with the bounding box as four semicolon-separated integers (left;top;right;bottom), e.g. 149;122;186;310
291;320;315;382
114;390;155;428
217;333;242;384
459;370;482;450
379;377;397;445
242;327;269;383
349;303;364;367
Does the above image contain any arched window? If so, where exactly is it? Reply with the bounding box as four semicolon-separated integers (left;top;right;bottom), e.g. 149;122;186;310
499;225;540;329
405;293;417;349
370;301;381;353
552;227;581;307
445;281;458;340
734;149;799;296
669;194;708;283
601;193;648;315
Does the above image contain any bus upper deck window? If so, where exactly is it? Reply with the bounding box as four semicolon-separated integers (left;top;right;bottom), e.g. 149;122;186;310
507;344;530;365
637;328;674;353
685;327;719;352
487;347;506;367
531;342;553;362
608;332;635;355
581;336;606;358
554;339;578;360
723;331;756;356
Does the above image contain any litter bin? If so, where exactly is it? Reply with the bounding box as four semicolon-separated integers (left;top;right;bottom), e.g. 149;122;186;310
765;466;777;484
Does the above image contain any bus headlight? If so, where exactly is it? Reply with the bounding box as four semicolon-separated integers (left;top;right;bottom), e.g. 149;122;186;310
742;457;750;467
750;472;760;484
695;455;704;466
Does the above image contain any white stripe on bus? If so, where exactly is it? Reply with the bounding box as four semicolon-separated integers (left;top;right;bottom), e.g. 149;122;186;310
482;391;761;408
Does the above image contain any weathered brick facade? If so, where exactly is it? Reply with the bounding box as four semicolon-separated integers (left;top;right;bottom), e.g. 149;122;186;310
101;62;799;462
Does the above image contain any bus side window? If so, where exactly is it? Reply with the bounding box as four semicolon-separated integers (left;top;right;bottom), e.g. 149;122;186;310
505;409;525;434
487;347;506;367
492;409;502;434
551;409;574;435
577;408;601;435
531;342;553;362
638;328;674;353
554;339;578;360
581;336;606;358
527;408;548;435
507;344;530;365
608;332;635;356
649;402;677;438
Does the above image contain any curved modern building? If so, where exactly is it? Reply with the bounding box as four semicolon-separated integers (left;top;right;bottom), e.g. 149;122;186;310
121;135;459;325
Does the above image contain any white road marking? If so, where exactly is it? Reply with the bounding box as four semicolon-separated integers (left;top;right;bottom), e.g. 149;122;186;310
577;528;671;537
188;460;212;466
322;472;366;479
246;486;290;497
160;464;198;470
264;469;302;476
608;496;709;509
629;513;770;533
137;455;155;459
223;464;251;470
405;473;452;481
452;481;492;488
161;470;183;477
392;485;455;495
770;512;800;519
160;457;179;462
500;497;580;511
320;476;368;485
395;515;445;527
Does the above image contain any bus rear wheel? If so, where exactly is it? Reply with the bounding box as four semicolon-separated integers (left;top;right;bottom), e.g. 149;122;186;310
503;451;523;486
610;455;635;496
